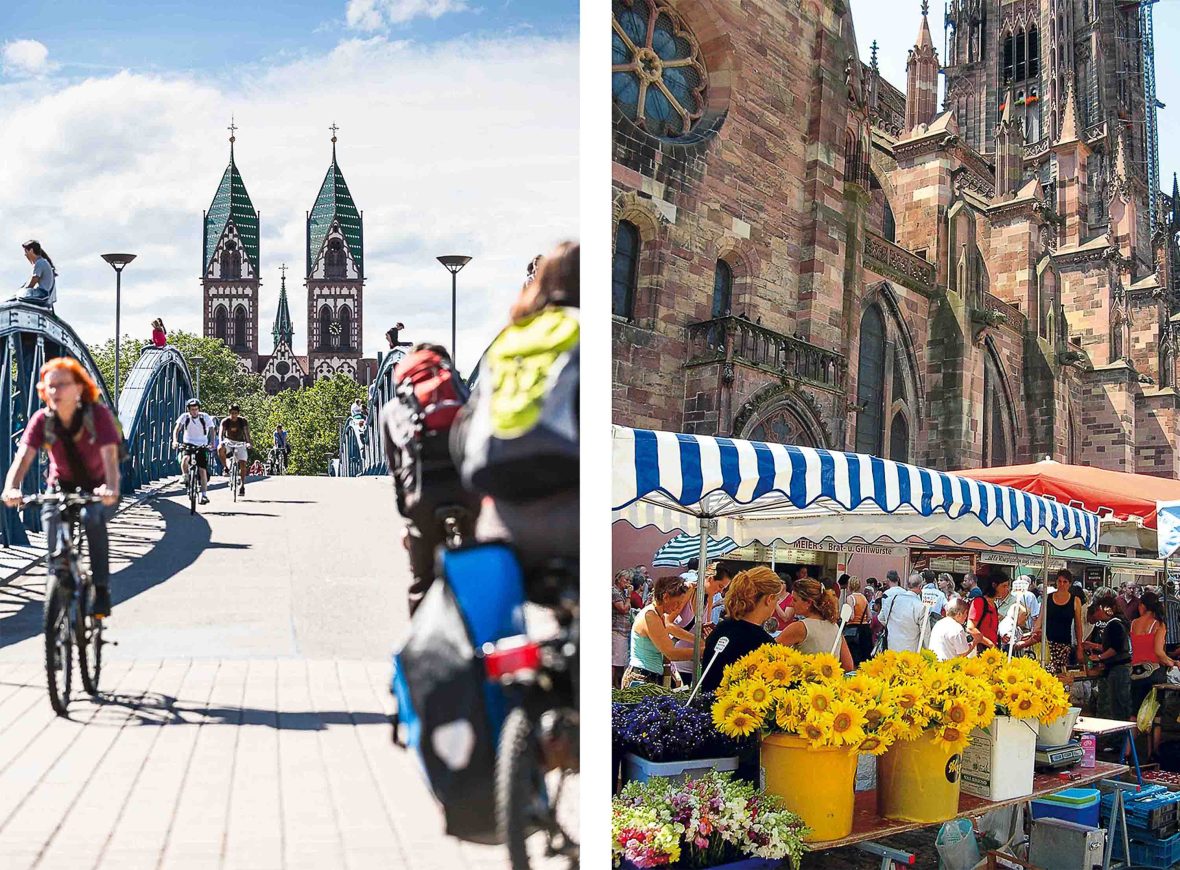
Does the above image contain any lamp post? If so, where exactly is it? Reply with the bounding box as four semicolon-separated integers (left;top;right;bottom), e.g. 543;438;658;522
101;253;137;402
436;255;471;367
191;355;204;402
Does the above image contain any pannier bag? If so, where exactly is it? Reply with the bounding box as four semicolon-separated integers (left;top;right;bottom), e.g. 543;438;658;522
393;348;468;438
389;543;526;843
460;306;578;500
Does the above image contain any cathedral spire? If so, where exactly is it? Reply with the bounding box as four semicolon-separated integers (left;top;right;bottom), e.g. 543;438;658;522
870;39;879;73
905;0;940;132
1057;75;1080;145
1171;172;1179;228
228;116;237;162
273;263;294;349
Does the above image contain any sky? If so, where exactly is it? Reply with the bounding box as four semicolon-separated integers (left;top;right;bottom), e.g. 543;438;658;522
850;0;1180;190
0;0;578;374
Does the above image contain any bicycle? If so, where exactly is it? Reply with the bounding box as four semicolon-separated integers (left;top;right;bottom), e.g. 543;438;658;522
26;491;110;716
223;439;249;501
267;446;287;476
180;444;204;514
485;564;579;869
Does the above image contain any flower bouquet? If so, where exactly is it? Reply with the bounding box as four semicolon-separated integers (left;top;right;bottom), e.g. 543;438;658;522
857;650;998;821
617;693;749;784
956;649;1070;800
709;645;900;839
612;770;809;870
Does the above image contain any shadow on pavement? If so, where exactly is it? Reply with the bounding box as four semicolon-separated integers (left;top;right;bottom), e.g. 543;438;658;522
82;688;389;730
0;497;212;650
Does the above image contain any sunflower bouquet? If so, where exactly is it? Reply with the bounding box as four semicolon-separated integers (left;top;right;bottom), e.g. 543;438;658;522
859;650;997;753
709;645;903;756
970;648;1072;723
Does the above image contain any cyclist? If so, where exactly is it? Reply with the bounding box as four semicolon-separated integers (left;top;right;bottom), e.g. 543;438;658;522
381;343;478;615
452;241;579;581
272;424;289;471
171;398;213;504
218;404;251;497
1;358;121;617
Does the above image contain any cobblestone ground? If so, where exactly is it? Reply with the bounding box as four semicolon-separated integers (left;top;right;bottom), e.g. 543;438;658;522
0;475;575;870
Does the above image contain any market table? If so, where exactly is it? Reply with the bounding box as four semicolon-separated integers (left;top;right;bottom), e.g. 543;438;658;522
1072;717;1143;785
806;761;1129;867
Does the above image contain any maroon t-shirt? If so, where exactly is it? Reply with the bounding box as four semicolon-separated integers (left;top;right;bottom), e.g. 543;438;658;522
22;404;119;487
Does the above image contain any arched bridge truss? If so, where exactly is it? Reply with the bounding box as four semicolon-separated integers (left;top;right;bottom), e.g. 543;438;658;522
336;349;404;478
0;304;193;545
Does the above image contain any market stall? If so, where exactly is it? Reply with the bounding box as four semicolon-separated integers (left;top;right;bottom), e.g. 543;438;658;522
613;426;1101;673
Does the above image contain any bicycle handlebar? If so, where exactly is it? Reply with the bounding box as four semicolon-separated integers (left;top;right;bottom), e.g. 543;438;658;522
21;492;105;507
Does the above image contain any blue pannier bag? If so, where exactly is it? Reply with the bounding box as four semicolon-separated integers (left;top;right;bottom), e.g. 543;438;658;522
389;542;525;844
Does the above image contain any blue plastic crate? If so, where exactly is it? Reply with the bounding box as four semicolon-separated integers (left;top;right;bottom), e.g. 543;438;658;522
1102;789;1180;831
1112;830;1180;869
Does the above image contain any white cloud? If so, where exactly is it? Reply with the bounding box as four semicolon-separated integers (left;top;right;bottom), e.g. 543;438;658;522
346;0;470;30
0;34;578;375
2;39;53;78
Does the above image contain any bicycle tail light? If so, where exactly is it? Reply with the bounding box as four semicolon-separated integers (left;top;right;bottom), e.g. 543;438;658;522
483;635;541;680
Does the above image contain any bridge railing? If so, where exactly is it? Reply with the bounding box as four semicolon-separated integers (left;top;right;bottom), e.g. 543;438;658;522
118;345;195;492
334;348;405;477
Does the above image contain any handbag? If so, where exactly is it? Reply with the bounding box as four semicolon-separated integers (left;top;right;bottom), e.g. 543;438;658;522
870;596;895;657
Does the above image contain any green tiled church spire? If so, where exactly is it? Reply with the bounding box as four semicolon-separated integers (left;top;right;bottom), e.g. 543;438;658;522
203;119;260;275
272;263;294;349
307;124;363;278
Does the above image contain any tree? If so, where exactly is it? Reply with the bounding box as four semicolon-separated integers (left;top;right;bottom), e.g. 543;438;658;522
264;374;365;475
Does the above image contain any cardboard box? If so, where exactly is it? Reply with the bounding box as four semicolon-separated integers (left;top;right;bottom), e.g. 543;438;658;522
960;715;1037;801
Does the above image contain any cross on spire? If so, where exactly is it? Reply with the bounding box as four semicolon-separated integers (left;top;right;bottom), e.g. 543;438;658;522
279;262;287;286
921;0;929;16
329;122;339;160
228;115;238;160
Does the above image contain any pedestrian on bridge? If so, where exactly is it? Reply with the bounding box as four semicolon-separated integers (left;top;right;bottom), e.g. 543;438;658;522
14;240;57;310
2;358;121;617
151;319;167;347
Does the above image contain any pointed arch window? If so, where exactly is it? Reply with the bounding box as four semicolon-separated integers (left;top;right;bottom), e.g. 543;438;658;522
889;412;910;464
612;221;640;318
214;306;228;343
855;305;886;456
1111;315;1125;363
338;306;353;352
712;260;732;318
983;353;1014;467
749;409;818;449
319;305;333;351
882;199;896;243
325;237;347;279
232;305;248;350
221;241;242;280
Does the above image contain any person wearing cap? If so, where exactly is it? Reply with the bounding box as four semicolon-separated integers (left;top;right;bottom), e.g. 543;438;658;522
171;398;214;503
218;404;251;496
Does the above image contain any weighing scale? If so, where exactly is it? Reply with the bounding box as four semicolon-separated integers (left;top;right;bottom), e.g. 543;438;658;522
1035;741;1084;772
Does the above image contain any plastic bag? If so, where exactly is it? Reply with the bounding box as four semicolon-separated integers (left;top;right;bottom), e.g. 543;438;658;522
1138;686;1161;733
935;818;981;870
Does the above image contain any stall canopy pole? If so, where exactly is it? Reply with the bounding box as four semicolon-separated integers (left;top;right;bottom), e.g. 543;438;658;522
1041;541;1050;667
694;517;714;680
770;542;777;572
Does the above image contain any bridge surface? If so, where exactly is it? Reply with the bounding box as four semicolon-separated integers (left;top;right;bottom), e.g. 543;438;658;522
0;475;569;870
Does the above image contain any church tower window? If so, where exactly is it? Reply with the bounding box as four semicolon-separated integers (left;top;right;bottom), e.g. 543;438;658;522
711;260;732;318
319;305;333;351
889;412;910;464
338;306;352;352
221;241;242;279
325;238;347;279
232;305;247;350
612;221;640;318
214;306;228;343
612;0;708;139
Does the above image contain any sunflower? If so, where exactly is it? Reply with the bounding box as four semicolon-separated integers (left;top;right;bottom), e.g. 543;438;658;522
943;698;974;730
712;696;738;731
997;666;1024;688
720;705;760;738
1006;689;1043;720
890;684;923;713
759;659;793;686
805;653;843;683
961;658;987;679
934;725;970;754
858;732;892;756
980;648;1006;668
807;684;835;712
827;700;867;747
800;714;830;745
745;679;773;711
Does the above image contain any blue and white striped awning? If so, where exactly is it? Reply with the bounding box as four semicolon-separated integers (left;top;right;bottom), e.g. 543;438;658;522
613;427;1100;552
652;533;739;567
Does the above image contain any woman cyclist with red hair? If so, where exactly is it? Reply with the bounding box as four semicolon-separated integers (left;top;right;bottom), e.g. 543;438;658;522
2;358;121;617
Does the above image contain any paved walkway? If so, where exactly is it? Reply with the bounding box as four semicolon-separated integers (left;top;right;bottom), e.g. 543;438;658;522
0;475;573;870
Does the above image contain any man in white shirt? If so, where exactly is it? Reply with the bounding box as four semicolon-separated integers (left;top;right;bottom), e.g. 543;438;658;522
922;570;948;617
883;573;928;652
930;597;972;661
171;398;214;503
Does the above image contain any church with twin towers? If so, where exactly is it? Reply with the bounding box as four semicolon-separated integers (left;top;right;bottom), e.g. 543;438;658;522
200;123;378;393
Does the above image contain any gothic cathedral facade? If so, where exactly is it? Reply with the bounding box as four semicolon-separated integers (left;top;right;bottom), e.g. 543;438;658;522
201;130;371;391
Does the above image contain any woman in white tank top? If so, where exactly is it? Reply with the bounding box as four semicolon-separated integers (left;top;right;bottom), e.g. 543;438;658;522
777;578;854;672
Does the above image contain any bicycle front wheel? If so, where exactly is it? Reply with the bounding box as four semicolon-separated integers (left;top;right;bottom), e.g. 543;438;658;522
188;468;198;514
496;707;545;870
44;578;72;716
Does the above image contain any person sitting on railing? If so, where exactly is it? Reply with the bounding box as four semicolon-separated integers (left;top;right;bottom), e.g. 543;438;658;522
12;240;57;310
150;319;167;348
2;358;121;617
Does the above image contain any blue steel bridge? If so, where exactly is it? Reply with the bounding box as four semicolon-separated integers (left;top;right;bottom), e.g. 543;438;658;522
0;302;195;546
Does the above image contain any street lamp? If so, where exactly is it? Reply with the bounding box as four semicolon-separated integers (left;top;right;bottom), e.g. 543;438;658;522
191;355;204;402
101;253;136;402
436;255;471;367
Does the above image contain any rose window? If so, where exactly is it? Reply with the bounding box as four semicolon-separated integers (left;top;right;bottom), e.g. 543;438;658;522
612;0;707;139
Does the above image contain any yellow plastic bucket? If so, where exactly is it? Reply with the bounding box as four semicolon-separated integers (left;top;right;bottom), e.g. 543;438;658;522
876;734;963;823
760;733;857;842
